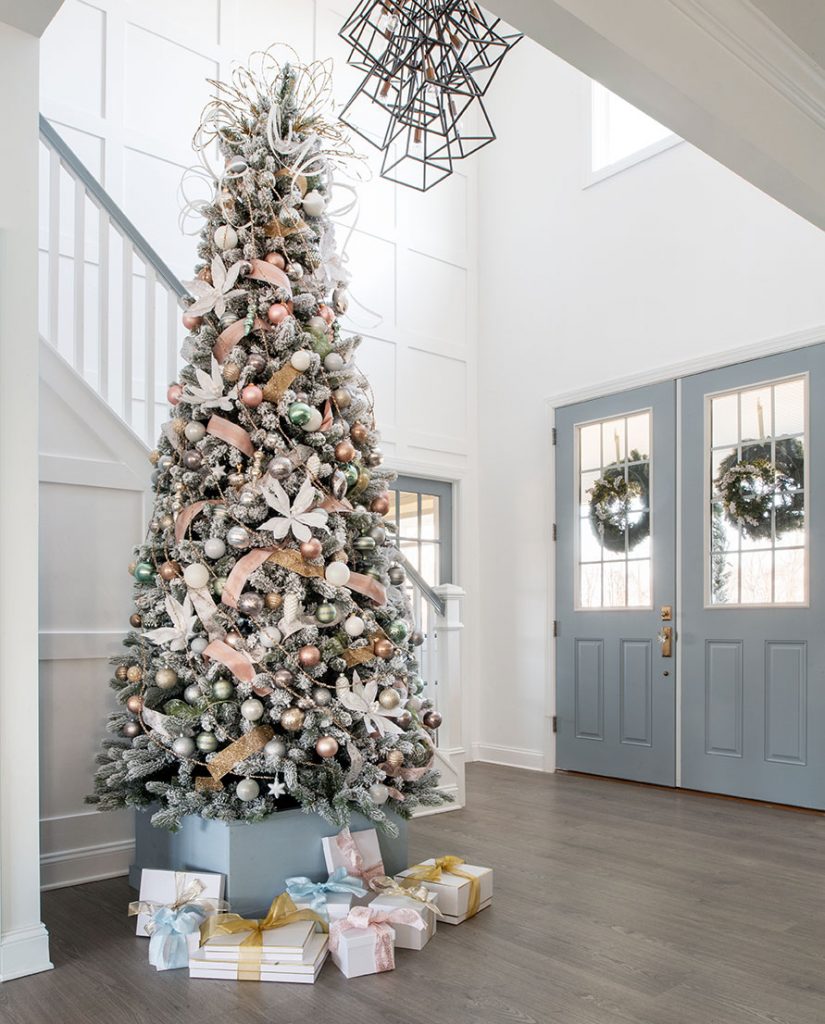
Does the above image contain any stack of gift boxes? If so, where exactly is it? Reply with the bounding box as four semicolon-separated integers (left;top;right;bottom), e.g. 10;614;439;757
130;827;493;982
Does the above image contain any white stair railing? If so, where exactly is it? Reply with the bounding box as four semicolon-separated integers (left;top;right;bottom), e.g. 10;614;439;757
38;116;185;447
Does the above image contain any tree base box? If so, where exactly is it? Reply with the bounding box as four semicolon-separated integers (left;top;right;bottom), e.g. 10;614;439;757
189;935;328;983
130;807;408;918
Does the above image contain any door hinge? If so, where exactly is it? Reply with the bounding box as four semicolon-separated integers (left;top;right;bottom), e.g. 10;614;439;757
552;620;559;638
551;427;557;446
552;523;557;541
552;715;558;734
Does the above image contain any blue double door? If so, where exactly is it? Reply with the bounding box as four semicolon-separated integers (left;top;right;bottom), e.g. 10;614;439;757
555;345;825;808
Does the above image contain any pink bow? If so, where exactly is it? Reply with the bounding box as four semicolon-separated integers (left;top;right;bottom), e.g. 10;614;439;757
329;906;425;972
334;828;384;885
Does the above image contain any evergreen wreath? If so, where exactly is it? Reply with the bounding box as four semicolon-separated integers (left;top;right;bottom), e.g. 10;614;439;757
715;440;804;541
588;451;650;553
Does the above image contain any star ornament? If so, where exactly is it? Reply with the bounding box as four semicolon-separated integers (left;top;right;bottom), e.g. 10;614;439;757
259;474;329;543
182;254;246;319
268;776;287;799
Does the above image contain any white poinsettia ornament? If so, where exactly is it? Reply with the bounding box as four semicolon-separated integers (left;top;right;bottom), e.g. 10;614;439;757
337;671;403;737
259;474;328;543
144;594;198;652
182;254;246;318
179;356;237;411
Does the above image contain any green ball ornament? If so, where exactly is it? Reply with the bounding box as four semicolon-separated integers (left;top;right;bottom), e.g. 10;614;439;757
353;536;376;552
213;576;228;597
287;402;312;426
366;567;384;581
387;620;409;643
212;679;234;701
196;732;218;753
343;463;359;488
316;602;337;625
133;561;154;582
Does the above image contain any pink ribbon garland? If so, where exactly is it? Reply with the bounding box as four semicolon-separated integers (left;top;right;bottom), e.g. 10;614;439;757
319;494;353;513
380;754;435;782
207;415;254;457
175;499;223;544
329;906;424;972
320;400;333;431
212;316;267;365
334;827;385;885
246;258;293;296
221;547;274;609
347;572;387;606
203;639;256;683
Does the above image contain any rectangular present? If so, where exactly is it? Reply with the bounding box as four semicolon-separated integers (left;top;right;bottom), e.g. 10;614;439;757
368;893;437;950
321;828;384;886
395;860;492;925
292;891;354;923
201;919;314;963
330;923;397;979
135;868;225;948
189;934;328;983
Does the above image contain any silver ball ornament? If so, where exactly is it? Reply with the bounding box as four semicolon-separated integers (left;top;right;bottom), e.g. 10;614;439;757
155;667;178;690
196;732;218;753
388;565;406;586
227;525;251;549
409;629;425;647
184;421;206;443
182;449;203;470
378;688;401;710
190;636;208;655
212;679;234;700
264;738;287;759
370;525;387;545
204;538;226;560
172;736;195;757
312;686;332;706
213;224;238;250
241;698;265;721
184;684;202;704
122;721;141;738
368;783;389;805
236;778;260;801
267;456;292;480
344;615;365;638
237;592;264;616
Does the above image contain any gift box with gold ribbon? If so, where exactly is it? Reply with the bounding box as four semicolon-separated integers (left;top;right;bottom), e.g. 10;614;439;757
189;934;329;984
395;856;493;925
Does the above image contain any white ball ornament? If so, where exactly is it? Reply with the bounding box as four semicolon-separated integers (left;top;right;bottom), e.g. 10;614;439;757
368;783;389;805
302;190;326;217
302;408;323;432
204;538;226;560
184;421;206;443
259;625;282;648
240;698;264;721
190;636;208;655
290;350;313;372
264;738;287;759
344;615;365;637
325;561;351;587
183;562;210;589
172;736;195;758
324;352;345;372
213;224;238;250
236;778;260;802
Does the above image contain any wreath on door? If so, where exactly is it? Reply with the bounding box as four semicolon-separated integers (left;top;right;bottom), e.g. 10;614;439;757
715;440;804;541
587;451;650;553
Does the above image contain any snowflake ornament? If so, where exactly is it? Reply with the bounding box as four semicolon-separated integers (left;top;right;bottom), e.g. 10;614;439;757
182;254;247;319
179;356;238;411
144;594;198;652
267;776;287;799
259;474;328;543
337;671;403;737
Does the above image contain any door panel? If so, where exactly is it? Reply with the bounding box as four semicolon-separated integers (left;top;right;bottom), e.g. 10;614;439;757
680;345;825;808
556;382;676;785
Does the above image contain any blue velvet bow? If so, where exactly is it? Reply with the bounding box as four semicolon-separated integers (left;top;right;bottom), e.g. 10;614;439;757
285;867;367;917
147;905;206;971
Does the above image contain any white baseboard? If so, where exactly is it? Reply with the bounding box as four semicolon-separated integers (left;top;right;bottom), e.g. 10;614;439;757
0;925;53;982
472;742;546;772
40;838;133;891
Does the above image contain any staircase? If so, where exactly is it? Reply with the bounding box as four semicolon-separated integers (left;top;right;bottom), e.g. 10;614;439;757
37;118;465;885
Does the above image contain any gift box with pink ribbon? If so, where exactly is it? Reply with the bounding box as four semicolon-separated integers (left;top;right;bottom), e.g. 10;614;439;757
367;874;440;950
321;826;385;890
329;905;426;978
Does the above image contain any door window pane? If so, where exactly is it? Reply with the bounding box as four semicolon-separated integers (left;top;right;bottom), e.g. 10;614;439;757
575;409;652;609
708;375;806;605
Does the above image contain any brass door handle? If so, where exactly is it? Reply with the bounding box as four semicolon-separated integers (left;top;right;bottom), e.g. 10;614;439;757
658;626;673;657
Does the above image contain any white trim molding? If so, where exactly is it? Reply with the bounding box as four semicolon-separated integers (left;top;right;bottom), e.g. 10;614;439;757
40;839;134;892
472;742;545;772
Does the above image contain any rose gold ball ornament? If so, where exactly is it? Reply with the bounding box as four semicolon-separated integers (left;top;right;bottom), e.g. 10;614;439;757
318;304;335;326
159;560;181;582
423;710;443;730
115;665;129;681
370;494;390;515
264;592;283;610
122;721;141;738
315;736;339;758
126;695;144;715
223;363;241;384
274;668;294;688
373;638;394;660
298;645;321;668
267;302;290;325
386;749;404;769
299;537;323;560
247;353;266;375
126;665;143;683
378;688;401;710
167;383;183;406
129;613;142;628
350;423;369;445
264;251;286;269
240;384;263;407
280;707;305;731
334;440;356;463
225;631;243;650
182;312;202;331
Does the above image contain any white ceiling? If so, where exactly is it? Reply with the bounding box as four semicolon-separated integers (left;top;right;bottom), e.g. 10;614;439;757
750;0;825;69
0;0;63;36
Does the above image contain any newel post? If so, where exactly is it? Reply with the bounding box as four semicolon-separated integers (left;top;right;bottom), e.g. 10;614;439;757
433;584;466;808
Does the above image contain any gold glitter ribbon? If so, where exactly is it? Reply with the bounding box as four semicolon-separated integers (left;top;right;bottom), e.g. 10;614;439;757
342;646;375;668
266;548;324;578
195;776;223;792
401;856;481;918
200;893;326;981
207;724;274;781
262;362;301;402
128;873;228;919
369;875;442;917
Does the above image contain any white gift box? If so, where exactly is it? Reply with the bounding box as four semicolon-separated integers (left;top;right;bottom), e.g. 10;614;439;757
201;919;314;963
395;860;492;924
189;934;328;983
293;891;354;923
321;828;384;885
330;923;396;979
368;893;437;950
135;868;225;954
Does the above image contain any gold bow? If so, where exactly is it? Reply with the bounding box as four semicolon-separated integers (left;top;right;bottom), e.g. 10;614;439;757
128;873;228;921
369;875;443;917
200;893;327;981
401;856;480;918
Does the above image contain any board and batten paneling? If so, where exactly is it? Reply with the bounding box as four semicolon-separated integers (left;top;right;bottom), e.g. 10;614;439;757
38;0;479;886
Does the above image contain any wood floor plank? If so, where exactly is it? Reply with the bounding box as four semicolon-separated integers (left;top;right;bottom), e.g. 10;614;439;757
1;764;823;1024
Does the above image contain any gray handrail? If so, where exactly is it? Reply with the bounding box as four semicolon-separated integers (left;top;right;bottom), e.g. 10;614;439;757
396;552;446;617
39;115;188;299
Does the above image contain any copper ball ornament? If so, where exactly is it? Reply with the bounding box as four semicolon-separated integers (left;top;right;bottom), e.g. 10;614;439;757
371;494;390;515
240;384;263;407
122;720;141;738
267;302;290;325
350;423;369;444
386;749;404;769
225;631;243;650
423;710;443;730
334;440;356;463
126;665;143;683
409;629;425;647
378;687;401;710
264;592;283;610
299;537;323;560
223;363;241;384
395;710;413;729
264;251;286;269
129;613;142;628
318;303;335;325
280;707;305;731
315;736;339;758
298;645;321;668
373;638;394;660
274;668;294;688
159;560;181;582
167;383;183;405
182;312;202;331
126;695;143;714
115;665;129;681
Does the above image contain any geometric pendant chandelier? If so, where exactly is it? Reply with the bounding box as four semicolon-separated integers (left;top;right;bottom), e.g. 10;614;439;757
338;1;522;190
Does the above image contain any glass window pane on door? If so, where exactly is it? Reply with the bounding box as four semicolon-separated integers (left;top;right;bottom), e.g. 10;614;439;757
707;375;806;606
575;409;652;609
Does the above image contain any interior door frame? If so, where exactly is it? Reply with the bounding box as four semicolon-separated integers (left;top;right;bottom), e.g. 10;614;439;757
543;323;825;778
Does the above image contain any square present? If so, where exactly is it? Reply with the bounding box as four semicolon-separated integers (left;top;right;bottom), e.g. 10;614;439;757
321;827;384;887
189;934;328;984
395;858;492;924
368;893;437;950
330;919;396;979
201;919;315;964
134;868;225;940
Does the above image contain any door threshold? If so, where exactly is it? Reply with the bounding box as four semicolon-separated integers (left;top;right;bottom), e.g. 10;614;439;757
556;770;825;815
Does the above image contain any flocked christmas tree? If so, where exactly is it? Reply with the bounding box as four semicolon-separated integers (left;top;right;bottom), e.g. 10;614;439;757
89;53;447;832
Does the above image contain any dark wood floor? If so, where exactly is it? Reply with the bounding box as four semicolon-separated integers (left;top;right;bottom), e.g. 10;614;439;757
2;764;824;1024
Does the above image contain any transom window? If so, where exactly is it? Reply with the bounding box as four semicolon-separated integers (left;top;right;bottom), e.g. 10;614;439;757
588;82;679;183
577;410;652;609
388;475;453;587
707;376;807;606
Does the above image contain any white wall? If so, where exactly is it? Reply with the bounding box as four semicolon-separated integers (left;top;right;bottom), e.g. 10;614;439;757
38;0;479;884
474;39;825;769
